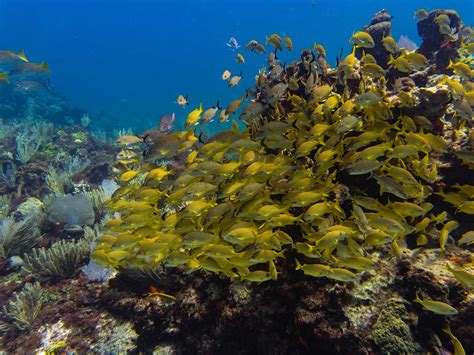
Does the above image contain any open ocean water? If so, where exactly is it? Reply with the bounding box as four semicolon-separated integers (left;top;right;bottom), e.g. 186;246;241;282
1;0;473;134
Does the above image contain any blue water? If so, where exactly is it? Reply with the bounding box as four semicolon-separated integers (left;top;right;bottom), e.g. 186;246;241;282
1;0;473;134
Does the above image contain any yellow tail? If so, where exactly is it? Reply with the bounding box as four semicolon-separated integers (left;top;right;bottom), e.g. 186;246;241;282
18;49;28;62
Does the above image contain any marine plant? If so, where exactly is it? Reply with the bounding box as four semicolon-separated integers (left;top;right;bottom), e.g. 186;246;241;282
93;10;474;287
45;167;73;194
1;282;45;331
14;120;52;163
0;195;11;219
23;239;89;280
0;216;42;259
82;186;109;216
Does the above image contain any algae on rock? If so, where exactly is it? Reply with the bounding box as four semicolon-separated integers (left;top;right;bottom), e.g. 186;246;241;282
373;298;421;354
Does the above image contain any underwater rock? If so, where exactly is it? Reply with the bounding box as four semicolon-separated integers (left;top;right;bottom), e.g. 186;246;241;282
358;9;394;68
417;10;462;68
373;298;421;353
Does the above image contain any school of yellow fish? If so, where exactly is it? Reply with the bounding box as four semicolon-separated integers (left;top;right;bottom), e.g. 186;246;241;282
93;15;474;296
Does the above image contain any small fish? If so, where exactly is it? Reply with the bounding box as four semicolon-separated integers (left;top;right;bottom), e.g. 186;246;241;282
218;109;229;123
185;103;203;127
284;36;293;51
448;60;473;80
361;63;385;78
14;80;48;91
413;293;458;315
442;325;466;355
458;231;474;246
0;49;28;64
245;40;266;54
266;34;283;51
228;71;243;88
236;53;245;64
175;94;190;108
414;8;429;21
201;101;222;125
313;42;326;57
295;259;331;278
434;14;451;27
222;70;232;80
116;135;142;146
116;149;139;160
226;36;241;51
382;36;398;53
12;61;49;74
446;263;474;290
158;112;176;133
349;31;375;48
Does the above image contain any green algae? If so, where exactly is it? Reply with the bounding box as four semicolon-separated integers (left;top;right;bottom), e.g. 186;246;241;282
373;298;422;354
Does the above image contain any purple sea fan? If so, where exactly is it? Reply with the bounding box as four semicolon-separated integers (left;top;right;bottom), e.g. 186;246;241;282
397;35;418;51
81;259;113;282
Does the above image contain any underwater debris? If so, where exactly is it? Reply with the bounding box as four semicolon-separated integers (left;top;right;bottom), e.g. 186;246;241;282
1;282;45;331
22;239;89;280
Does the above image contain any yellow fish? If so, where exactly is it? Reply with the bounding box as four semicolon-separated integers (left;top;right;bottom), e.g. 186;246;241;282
185;103;203;127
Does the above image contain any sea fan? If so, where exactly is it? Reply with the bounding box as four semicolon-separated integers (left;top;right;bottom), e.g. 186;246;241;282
397;35;418;51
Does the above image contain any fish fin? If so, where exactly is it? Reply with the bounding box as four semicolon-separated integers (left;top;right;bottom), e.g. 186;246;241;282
216;100;222;110
18;49;28;62
295;259;302;270
413;292;422;304
40;62;50;71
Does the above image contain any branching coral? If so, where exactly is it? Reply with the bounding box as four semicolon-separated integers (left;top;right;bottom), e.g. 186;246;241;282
23;239;90;280
45;167;73;194
2;282;45;331
0;216;42;259
15;128;42;164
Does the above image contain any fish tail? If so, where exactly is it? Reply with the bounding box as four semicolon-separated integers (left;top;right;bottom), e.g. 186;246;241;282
388;54;396;65
40;62;50;71
414;292;422;304
18;49;28;62
265;36;269;44
295;259;302;270
447;59;454;69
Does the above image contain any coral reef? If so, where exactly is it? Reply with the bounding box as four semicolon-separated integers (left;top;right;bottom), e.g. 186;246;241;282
0;6;473;355
22;239;89;280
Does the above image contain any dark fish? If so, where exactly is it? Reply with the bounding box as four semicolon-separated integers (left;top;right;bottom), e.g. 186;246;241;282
14;80;48;92
12;62;49;74
159;112;176;133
